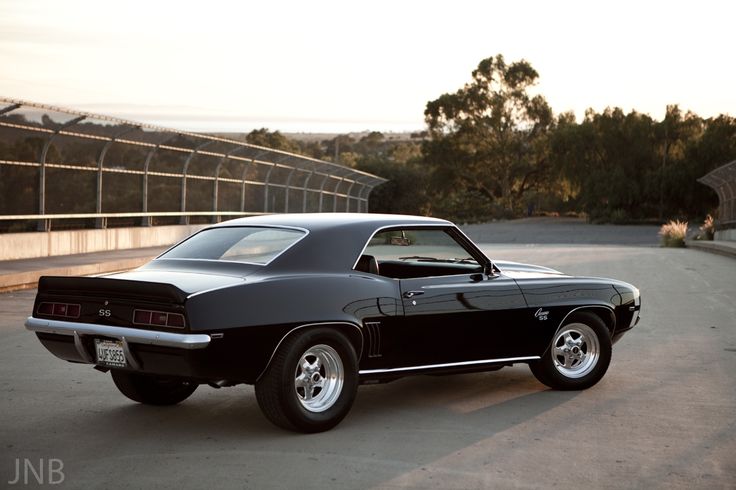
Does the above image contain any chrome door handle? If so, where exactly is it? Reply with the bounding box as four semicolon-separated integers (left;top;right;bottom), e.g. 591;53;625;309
403;290;425;299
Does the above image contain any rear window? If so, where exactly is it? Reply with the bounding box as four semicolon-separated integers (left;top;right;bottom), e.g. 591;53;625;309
160;227;306;265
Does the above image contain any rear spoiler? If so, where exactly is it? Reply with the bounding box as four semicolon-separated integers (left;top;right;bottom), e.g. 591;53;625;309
37;276;188;304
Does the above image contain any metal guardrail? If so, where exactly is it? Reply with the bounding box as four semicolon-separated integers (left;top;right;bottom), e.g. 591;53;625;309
0;97;387;232
698;160;736;231
0;211;266;231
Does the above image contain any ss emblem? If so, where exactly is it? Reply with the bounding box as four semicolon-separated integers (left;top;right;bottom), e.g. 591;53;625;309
98;309;111;317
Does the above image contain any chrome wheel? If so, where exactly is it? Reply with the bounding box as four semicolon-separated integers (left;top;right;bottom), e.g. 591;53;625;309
552;323;600;378
294;344;344;413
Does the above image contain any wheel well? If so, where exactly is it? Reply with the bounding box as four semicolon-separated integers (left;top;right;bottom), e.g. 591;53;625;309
257;322;364;382
575;307;616;336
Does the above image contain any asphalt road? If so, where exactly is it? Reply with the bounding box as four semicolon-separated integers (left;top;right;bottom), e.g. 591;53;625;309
461;217;662;245
1;230;734;488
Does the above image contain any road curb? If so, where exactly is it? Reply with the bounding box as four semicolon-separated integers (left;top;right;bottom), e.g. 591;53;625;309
685;239;736;259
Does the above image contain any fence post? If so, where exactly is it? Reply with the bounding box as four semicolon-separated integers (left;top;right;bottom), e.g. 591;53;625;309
317;173;331;212
262;164;276;213
140;134;174;226
302;168;316;213
180;140;214;225
283;167;298;213
96;125;139;228
38;115;85;231
345;179;356;212
333;177;346;212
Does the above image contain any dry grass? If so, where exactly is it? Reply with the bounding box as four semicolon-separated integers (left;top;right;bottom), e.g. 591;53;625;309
698;214;715;240
659;220;688;247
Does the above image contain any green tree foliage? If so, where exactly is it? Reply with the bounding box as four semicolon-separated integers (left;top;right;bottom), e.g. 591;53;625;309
549;105;730;222
550;108;660;220
423;54;553;218
245;128;301;153
356;156;429;216
322;134;356;163
418;55;735;223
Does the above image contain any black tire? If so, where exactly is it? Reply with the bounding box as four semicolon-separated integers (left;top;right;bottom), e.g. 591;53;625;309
111;370;198;406
255;327;358;433
529;312;612;390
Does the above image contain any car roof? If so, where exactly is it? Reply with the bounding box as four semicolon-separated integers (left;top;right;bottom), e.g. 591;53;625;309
212;213;450;232
207;213;455;273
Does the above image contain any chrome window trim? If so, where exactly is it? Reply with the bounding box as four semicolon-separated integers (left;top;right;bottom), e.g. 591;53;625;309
25;317;211;350
155;225;310;267
358;356;540;375
351;223;490;276
351;223;452;271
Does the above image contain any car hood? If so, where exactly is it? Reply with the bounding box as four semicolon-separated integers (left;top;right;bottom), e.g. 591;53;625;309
494;260;567;279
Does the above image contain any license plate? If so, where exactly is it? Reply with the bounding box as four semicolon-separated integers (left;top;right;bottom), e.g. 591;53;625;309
95;339;126;367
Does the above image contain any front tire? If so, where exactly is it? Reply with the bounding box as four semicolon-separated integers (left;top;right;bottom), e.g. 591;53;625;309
255;328;358;433
530;312;612;390
111;370;198;405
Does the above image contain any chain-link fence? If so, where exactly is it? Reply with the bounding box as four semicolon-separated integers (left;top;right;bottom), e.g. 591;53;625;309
0;98;387;232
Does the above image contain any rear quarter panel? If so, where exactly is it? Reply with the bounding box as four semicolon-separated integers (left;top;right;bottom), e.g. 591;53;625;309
183;273;401;381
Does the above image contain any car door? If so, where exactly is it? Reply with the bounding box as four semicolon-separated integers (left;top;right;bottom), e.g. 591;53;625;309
359;226;536;370
394;271;531;367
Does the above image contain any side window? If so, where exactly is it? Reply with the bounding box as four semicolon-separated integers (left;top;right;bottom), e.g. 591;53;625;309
355;228;483;279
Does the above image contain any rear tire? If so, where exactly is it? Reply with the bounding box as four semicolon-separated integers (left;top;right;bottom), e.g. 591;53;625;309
255;327;358;433
111;370;198;405
530;312;612;390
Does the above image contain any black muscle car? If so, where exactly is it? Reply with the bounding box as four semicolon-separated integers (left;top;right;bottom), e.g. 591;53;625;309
26;214;640;432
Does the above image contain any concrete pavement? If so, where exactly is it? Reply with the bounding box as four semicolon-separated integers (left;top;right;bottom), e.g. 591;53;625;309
1;234;735;488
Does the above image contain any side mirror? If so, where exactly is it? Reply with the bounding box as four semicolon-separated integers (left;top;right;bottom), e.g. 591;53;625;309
484;262;497;277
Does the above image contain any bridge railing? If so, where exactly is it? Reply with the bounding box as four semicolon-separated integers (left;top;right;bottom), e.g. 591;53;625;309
0;98;387;232
698;160;736;232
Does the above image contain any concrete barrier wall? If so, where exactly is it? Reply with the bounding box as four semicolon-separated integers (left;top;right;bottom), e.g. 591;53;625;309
0;225;209;261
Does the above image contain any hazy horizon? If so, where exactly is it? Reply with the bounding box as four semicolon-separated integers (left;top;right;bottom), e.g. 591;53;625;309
2;0;735;133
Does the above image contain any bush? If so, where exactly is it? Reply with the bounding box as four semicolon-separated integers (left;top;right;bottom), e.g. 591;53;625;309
609;208;629;224
697;214;715;240
659;220;688;247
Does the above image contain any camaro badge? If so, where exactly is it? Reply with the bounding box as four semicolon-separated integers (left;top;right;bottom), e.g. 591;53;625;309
534;308;549;321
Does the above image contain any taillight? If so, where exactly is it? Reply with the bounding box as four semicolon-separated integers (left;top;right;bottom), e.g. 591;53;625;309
37;302;81;319
133;309;186;329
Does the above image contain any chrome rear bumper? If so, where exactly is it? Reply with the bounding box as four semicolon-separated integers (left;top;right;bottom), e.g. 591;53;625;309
25;317;211;350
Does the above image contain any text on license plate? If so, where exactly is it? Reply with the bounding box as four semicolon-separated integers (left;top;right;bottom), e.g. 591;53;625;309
95;339;126;367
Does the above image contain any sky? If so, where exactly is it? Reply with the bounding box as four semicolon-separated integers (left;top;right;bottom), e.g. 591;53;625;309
1;0;735;133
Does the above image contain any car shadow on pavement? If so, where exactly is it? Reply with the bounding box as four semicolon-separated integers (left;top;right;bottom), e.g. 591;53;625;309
350;368;578;428
24;368;581;488
72;367;575;437
49;367;576;441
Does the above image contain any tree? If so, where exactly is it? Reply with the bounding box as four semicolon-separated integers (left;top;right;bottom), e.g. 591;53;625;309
322;134;355;163
682;115;736;218
550;108;659;221
356;156;430;216
246;128;300;154
423;54;553;219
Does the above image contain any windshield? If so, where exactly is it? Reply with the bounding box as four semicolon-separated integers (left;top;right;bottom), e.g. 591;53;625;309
160;226;306;265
